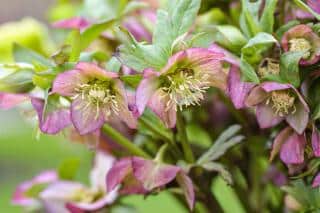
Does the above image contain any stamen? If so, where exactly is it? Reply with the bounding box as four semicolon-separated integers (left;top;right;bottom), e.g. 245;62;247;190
289;38;312;59
267;90;296;117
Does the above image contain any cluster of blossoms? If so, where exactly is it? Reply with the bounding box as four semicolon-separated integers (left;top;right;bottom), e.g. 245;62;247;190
2;0;320;212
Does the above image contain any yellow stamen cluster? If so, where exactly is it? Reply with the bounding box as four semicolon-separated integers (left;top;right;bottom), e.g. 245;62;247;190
266;90;296;117
71;188;104;203
289;38;312;59
73;80;119;119
161;68;210;111
258;58;280;77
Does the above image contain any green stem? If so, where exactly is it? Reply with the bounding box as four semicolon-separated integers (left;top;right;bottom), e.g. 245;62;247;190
176;111;195;163
102;124;151;158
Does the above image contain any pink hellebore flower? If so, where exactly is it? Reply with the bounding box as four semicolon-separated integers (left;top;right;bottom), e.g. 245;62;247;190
312;172;320;188
209;43;255;109
307;0;320;14
12;170;58;208
52;62;136;135
52;17;91;31
246;82;309;134
136;48;225;128
270;127;306;166
106;157;195;210
40;152;118;213
282;24;320;65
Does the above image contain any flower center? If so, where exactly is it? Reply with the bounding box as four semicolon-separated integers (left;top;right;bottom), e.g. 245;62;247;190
258;58;280;77
266;90;296;117
71;188;104;204
289;38;312;59
160;68;210;111
73;79;119;119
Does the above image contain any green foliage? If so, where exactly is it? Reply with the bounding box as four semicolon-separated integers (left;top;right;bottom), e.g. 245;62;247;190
58;158;81;180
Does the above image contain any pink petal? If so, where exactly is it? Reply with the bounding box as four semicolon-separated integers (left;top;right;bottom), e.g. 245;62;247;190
136;69;159;115
307;0;320;14
256;104;284;129
123;18;152;42
71;96;105;135
132;157;181;191
31;98;71;134
0;93;29;110
281;25;313;52
270;127;294;162
227;66;255;109
75;62;118;79
52;17;90;30
280;132;306;165
312;127;320;157
148;89;177;128
208;43;241;66
312;172;320;188
52;69;88;96
176;172;195;210
245;86;269;107
260;82;291;93
285;101;309;134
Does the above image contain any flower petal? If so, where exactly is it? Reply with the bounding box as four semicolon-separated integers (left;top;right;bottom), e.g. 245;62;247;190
71;96;105;135
312;172;320;188
75;62;118;79
270;127;294;162
0;93;29;110
52;70;88;96
106;158;132;193
256;104;284;129
307;0;320;14
260;82;291;93
31;98;71;134
176;172;195;210
286;101;309;134
312;127;320;157
208;43;241;66
132;157;181;191
52;17;90;30
280;132;306;165
227;66;255;109
123;18;152;42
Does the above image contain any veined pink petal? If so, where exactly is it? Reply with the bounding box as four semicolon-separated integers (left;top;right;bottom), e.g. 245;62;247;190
260;82;291;93
270;127;293;162
148;89;177;128
286;101;309;134
245;86;269;107
75;62;118;79
52;69;88;96
0;93;29;110
132;157;181;191
256;104;284;129
71;96;105;135
208;43;241;66
176;172;195;210
280;132;306;165
227;66;255;109
312;172;320;188
52;17;90;30
312;127;320;157
31;98;71;134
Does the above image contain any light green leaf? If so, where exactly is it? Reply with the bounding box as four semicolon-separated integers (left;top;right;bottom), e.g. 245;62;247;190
202;162;233;185
186;123;212;148
260;0;278;33
66;29;81;62
240;59;260;83
105;57;122;72
120;74;142;88
0;69;34;93
58;158;80;180
279;51;304;88
240;0;262;37
275;20;300;40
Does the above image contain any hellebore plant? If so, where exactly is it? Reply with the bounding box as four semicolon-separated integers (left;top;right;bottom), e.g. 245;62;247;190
4;0;320;212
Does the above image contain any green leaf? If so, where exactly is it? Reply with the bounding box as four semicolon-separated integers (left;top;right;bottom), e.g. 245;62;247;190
13;43;53;67
259;0;278;33
275;20;300;40
122;1;148;15
202;162;233;185
240;0;262;38
79;51;108;63
186;123;212;148
240;59;260;83
204;25;247;52
83;0;126;20
24;183;48;198
120;74;142;88
80;19;115;51
58;158;80;180
67;29;81;62
279;51;305;88
105;57;122;72
293;0;320;21
0;69;34;93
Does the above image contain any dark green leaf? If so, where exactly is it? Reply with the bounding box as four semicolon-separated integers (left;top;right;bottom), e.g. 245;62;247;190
279;51;304;88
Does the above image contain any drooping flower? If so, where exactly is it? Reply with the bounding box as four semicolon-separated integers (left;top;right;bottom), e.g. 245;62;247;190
281;24;320;65
106;157;195;210
246;82;309;134
136;48;225;127
52;62;136;135
270;127;306;166
12;170;58;208
40;151;118;213
209;43;255;109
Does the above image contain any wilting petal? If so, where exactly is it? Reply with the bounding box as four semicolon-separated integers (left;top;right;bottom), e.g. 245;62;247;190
312;127;320;157
52;17;90;30
227;66;255;109
31;98;71;134
0;93;29;109
136;69;159;115
286;101;309;134
312;172;320;188
256;104;284;129
208;43;241;66
280;132;306;165
270;127;293;162
113;80;137;128
106;158;133;193
75;62;118;80
132;157;181;191
176;172;195;210
260;82;291;92
245;86;269;107
52;70;88;96
71;96;105;135
12;170;58;206
149;89;177;128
